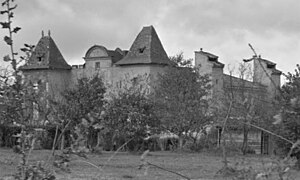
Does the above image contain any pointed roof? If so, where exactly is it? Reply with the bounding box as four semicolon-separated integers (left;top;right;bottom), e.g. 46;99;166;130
20;32;71;70
115;26;172;66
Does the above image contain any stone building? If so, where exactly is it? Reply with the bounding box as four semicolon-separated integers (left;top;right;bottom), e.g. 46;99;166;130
20;26;172;100
20;25;281;154
195;49;281;154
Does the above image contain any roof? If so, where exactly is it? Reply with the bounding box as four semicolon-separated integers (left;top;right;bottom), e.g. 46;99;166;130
223;74;267;91
107;50;124;64
212;61;225;68
196;49;224;68
83;45;125;64
196;50;219;60
243;55;282;74
244;56;275;66
115;26;172;66
272;68;282;75
20;34;71;70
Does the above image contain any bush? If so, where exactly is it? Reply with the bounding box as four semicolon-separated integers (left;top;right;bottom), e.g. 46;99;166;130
0;125;21;147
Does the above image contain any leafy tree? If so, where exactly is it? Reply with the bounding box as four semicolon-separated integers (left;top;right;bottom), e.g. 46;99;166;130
60;75;106;123
153;53;212;149
0;1;56;178
102;78;159;151
277;64;300;168
52;75;106;150
0;0;36;126
221;63;273;155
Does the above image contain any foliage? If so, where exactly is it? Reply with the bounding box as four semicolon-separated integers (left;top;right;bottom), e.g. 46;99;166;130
216;157;298;180
59;75;106;125
14;161;56;180
0;1;56;179
0;0;38;126
103;78;159;151
169;52;193;67
220;62;275;155
49;75;106;151
277;64;300;168
153;53;211;148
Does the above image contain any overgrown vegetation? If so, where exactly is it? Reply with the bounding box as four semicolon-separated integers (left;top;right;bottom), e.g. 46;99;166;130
1;1;300;179
103;81;159;151
276;64;300;168
153;53;212;150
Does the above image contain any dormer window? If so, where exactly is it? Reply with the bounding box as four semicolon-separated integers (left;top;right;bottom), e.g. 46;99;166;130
138;46;146;53
38;57;42;62
95;62;100;70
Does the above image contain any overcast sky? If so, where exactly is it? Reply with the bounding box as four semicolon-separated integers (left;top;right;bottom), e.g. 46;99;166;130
1;0;300;80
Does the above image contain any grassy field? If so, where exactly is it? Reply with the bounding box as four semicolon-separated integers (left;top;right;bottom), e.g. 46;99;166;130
0;148;299;180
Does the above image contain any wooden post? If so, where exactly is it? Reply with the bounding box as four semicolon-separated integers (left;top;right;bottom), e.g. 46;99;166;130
60;133;65;150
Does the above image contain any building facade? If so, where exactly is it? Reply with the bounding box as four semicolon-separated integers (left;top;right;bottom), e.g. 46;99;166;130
20;26;281;154
20;26;172;100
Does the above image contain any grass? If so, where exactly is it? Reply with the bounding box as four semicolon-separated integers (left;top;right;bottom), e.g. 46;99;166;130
0;148;299;180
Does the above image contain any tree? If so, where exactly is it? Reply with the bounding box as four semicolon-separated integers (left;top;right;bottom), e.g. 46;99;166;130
0;1;56;179
153;53;212;150
277;64;300;168
61;75;106;123
0;0;36;126
220;63;272;155
102;77;159;151
52;75;106;150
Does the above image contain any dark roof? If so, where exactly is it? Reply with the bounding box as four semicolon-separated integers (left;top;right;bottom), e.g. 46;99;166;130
196;50;224;68
223;74;267;90
197;50;219;59
244;56;275;66
212;62;225;68
115;26;172;66
20;35;71;70
243;56;281;74
272;68;282;75
107;50;124;64
84;45;125;64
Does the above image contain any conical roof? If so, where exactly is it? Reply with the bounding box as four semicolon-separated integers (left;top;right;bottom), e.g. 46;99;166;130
20;33;71;70
115;26;172;66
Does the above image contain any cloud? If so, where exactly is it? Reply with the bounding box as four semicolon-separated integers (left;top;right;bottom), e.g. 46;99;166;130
0;0;300;78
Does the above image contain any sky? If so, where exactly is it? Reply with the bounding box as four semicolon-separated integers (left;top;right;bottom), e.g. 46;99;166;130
1;0;300;81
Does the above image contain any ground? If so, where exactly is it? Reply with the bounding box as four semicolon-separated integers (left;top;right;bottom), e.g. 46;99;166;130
0;148;299;180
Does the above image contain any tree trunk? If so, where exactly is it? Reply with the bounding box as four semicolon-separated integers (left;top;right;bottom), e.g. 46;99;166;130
221;131;228;168
51;125;59;155
178;136;184;151
96;131;101;147
60;132;65;150
242;123;249;155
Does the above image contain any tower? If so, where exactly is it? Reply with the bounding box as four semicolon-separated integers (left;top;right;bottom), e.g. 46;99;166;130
20;30;72;99
244;55;282;100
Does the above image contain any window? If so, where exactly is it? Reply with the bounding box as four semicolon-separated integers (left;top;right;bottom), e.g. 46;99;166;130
95;62;100;70
138;46;146;53
115;81;122;88
33;82;39;91
46;82;49;92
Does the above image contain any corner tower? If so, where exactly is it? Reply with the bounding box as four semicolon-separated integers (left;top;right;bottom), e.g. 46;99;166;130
20;30;72;99
244;55;282;99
